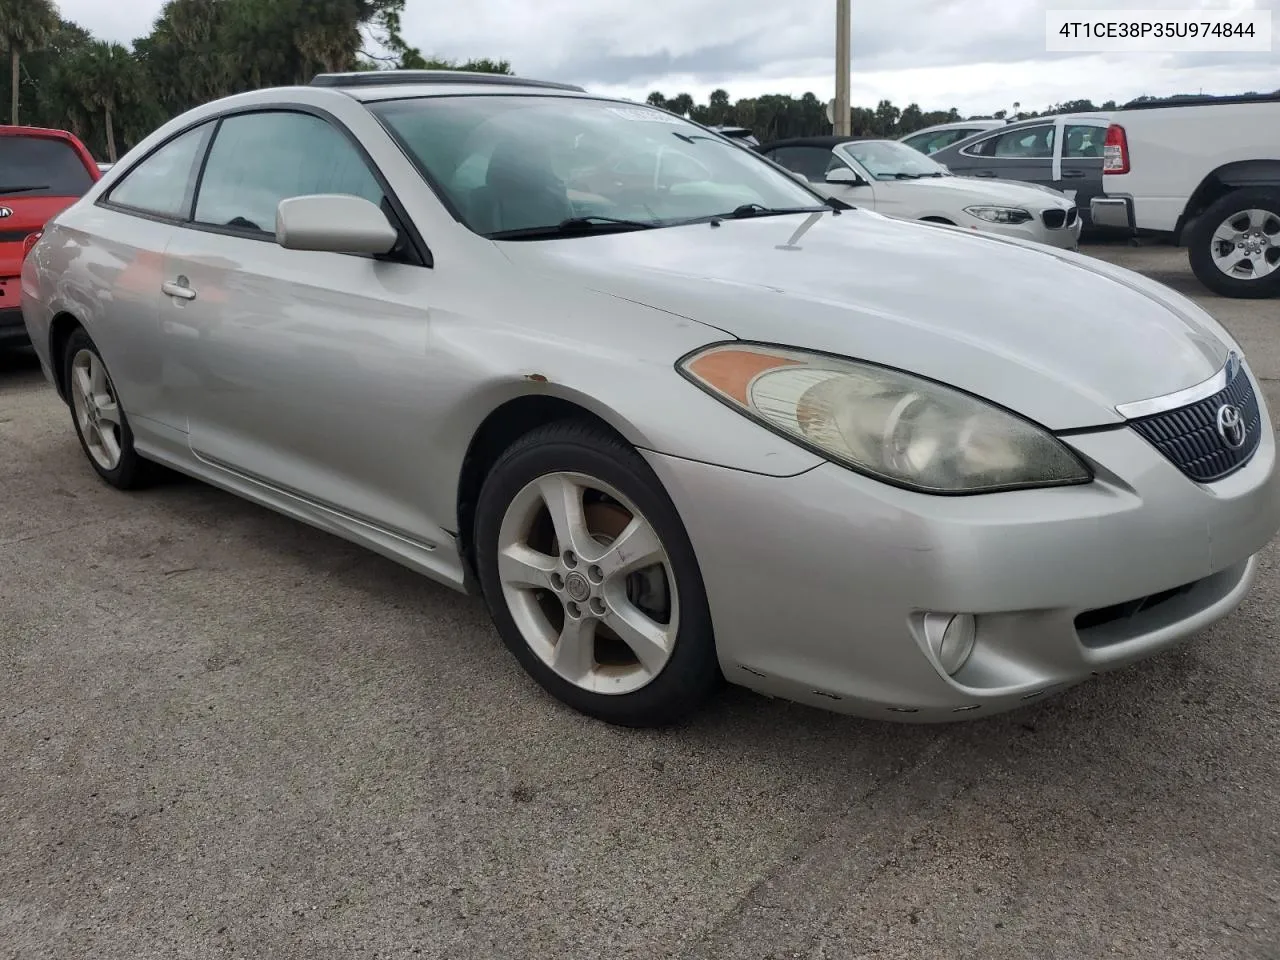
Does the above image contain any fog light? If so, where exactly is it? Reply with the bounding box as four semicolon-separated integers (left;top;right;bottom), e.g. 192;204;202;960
922;613;977;676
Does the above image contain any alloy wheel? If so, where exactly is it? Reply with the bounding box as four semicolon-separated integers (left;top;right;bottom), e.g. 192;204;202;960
69;349;124;471
1211;208;1280;281
495;471;679;695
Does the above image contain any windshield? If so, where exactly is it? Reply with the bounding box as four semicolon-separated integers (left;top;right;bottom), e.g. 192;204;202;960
841;140;949;180
0;135;95;197
370;95;824;237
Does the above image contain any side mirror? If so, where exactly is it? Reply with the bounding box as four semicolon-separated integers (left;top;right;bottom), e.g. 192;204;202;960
275;194;398;255
825;167;865;186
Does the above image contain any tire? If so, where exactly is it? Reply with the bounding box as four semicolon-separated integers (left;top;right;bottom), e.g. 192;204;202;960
62;327;156;490
474;419;720;727
1187;189;1280;299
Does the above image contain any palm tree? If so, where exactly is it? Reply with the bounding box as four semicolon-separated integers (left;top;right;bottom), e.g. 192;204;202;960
0;0;59;124
66;42;140;162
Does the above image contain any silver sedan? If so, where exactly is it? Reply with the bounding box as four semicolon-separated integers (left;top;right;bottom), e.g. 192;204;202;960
20;71;1280;727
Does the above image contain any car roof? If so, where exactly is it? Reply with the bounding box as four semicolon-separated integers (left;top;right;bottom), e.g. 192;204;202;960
308;70;591;103
0;124;83;140
904;119;1006;134
985;114;1110;133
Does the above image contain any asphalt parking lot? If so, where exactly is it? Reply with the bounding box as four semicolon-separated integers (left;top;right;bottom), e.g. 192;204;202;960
2;240;1278;960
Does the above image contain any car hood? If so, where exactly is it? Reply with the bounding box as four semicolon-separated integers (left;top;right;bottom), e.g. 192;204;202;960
499;210;1234;431
877;174;1072;207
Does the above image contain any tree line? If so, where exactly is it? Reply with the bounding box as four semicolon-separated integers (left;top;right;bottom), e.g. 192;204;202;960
644;90;1278;141
1;0;1274;163
0;0;509;162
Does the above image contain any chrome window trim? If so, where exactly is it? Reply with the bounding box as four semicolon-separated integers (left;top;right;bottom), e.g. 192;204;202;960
1115;352;1242;419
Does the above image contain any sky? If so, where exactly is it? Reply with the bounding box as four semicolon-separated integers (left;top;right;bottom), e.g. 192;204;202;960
57;0;1279;117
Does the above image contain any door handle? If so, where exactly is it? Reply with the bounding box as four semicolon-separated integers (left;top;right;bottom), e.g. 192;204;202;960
1061;170;1086;179
162;278;197;301
974;171;997;177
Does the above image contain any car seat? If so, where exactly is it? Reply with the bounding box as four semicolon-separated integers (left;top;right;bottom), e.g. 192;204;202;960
468;138;573;235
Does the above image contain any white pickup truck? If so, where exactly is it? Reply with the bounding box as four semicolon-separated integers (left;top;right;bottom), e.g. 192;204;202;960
1089;93;1280;299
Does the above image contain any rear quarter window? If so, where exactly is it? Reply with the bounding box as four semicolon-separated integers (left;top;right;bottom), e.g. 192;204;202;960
0;136;94;198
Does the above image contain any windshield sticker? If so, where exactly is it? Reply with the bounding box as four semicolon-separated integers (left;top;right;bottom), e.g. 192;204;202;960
607;106;685;124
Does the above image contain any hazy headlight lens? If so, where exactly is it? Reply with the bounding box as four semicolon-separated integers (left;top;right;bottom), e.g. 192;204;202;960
680;345;1090;493
963;205;1033;224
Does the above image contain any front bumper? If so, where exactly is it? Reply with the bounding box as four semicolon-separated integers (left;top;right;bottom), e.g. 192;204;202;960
964;213;1082;250
643;380;1279;721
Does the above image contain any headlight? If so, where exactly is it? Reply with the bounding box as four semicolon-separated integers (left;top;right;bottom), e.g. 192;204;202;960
963;205;1033;224
678;344;1091;494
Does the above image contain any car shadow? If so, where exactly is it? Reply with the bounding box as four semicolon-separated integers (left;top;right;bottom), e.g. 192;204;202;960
0;345;43;378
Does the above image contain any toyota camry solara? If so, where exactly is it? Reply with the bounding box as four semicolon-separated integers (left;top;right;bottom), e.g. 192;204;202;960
20;71;1280;727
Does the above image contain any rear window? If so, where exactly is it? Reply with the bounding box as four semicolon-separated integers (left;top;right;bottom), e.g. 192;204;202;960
0;136;95;198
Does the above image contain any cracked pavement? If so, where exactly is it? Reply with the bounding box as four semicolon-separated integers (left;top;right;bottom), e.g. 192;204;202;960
1;241;1278;959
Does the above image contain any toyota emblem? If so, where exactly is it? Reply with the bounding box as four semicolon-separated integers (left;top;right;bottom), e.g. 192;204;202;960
1216;403;1246;449
0;207;11;219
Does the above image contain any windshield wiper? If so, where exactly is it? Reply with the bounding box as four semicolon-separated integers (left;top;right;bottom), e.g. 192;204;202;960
0;184;50;194
727;203;830;218
680;203;831;225
487;215;656;240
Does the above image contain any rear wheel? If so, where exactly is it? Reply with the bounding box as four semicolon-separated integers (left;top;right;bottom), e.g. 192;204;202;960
62;327;155;489
1187;189;1280;299
474;420;720;727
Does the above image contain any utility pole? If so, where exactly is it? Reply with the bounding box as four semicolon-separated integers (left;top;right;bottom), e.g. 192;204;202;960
834;0;851;135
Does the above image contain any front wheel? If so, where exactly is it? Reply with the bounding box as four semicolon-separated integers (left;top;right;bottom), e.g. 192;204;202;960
474;420;720;727
1187;189;1280;299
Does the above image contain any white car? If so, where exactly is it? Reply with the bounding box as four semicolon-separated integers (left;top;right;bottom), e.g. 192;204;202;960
759;136;1081;249
899;118;1008;155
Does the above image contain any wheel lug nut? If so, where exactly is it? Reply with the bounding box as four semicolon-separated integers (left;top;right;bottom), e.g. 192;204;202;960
562;551;577;568
589;598;606;617
566;601;581;619
551;572;564;590
588;565;603;584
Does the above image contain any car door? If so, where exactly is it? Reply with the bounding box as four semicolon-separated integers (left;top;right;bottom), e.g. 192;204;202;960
1057;121;1108;226
951;123;1056;191
822;149;878;209
159;108;446;546
73;122;216;434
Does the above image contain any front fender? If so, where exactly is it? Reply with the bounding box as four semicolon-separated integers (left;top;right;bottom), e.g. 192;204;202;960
413;297;825;531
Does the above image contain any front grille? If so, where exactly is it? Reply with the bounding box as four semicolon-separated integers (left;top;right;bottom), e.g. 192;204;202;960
1075;582;1196;632
1041;209;1067;229
1065;208;1079;226
1129;363;1262;482
0;229;31;243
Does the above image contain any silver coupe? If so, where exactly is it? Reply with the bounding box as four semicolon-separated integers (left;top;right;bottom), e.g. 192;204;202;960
20;71;1280;726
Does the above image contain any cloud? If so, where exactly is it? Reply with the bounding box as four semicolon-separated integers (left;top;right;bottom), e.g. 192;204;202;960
54;0;1280;115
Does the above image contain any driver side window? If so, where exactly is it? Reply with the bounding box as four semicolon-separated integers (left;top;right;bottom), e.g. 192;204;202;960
193;111;384;236
826;153;855;177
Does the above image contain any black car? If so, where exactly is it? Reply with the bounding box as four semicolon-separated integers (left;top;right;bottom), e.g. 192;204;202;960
929;115;1114;229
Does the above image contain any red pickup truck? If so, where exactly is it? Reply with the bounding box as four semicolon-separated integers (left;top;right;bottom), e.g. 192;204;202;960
1;125;100;347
